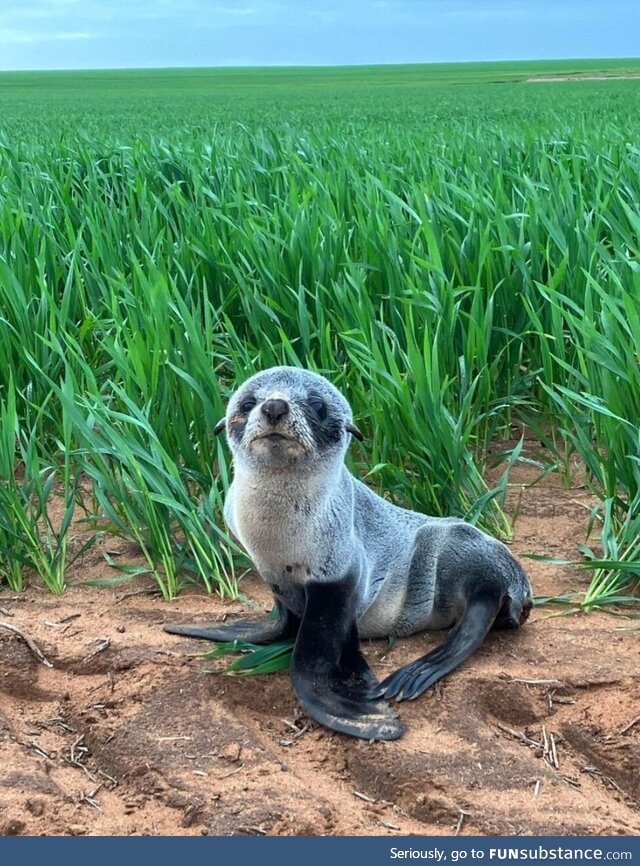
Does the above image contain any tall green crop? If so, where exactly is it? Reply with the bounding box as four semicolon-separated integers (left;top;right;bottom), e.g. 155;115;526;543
0;64;639;603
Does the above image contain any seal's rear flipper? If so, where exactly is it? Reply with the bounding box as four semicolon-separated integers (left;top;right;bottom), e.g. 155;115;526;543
163;600;300;644
290;579;403;741
372;590;502;702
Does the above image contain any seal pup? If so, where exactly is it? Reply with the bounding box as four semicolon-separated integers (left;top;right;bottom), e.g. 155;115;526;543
165;367;532;741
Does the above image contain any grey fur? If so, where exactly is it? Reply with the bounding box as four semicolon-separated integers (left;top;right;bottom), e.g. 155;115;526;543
166;366;533;738
222;366;532;640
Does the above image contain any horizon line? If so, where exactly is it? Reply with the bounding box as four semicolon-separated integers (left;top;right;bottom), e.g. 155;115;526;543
1;56;640;75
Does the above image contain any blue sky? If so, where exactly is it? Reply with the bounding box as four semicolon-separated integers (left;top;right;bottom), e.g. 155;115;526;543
0;0;638;71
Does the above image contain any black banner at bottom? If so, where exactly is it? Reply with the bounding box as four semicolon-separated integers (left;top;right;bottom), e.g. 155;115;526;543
1;834;638;866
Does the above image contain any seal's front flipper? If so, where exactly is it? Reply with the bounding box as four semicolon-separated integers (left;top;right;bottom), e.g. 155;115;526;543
290;580;403;741
292;664;403;740
372;589;502;702
163;599;300;644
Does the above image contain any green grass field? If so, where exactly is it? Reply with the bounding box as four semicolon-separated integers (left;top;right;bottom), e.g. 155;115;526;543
0;60;639;607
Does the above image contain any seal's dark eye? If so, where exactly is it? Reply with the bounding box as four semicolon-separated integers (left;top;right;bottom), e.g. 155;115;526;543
308;398;327;420
240;398;256;413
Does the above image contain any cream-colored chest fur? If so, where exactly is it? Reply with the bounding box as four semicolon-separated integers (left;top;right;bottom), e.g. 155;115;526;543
226;470;335;580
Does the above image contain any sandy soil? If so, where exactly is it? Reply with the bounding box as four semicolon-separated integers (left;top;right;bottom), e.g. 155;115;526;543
0;462;638;837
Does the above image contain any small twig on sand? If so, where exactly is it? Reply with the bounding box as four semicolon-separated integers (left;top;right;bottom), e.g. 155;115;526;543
25;740;52;760
97;768;118;789
57;613;82;624
0;606;14;617
45;613;82;630
550;732;559;769
116;587;162;603
353;790;377;803
67;735;98;783
280;717;311;739
218;764;244;779
80;784;103;811
82;638;111;662
562;775;581;790
0;621;53;667
454;809;471;836
542;727;560;769
495;722;540;748
619;715;640;735
378;819;401;831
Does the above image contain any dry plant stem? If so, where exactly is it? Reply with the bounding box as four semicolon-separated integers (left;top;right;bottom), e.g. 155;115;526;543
495;722;540;748
454;809;471;836
0;620;53;667
619;715;640;735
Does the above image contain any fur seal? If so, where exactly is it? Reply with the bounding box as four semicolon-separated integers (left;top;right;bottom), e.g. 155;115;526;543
165;366;532;740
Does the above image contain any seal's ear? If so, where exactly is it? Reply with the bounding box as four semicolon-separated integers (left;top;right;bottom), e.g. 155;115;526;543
346;423;364;442
213;418;226;436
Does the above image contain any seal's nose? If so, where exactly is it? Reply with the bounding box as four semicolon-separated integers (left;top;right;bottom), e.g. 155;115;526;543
261;398;289;425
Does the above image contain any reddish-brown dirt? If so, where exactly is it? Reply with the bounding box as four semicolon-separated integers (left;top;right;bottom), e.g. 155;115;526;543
1;462;638;837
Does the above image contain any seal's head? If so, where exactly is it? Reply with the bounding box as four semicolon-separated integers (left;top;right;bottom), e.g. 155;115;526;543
215;367;362;472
